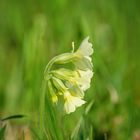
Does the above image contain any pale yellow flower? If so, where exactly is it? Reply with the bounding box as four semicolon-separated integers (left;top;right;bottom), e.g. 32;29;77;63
51;94;58;104
48;80;58;104
63;91;86;114
51;68;93;92
51;76;68;92
73;37;93;70
76;69;93;91
50;37;93;70
51;68;78;82
44;37;94;114
51;75;84;98
76;36;93;57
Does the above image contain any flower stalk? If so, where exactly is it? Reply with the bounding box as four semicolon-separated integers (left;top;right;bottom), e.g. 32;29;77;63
44;37;94;114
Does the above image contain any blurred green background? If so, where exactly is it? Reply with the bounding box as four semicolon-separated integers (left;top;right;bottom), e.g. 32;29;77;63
0;0;140;139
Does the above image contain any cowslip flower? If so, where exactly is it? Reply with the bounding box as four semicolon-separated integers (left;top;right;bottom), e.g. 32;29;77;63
73;37;93;70
51;68;93;92
44;37;94;114
64;91;85;114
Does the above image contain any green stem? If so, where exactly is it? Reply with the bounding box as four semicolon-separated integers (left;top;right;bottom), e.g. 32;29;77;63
40;80;47;138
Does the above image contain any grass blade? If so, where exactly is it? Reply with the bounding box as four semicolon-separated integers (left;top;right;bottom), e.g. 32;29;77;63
0;125;6;140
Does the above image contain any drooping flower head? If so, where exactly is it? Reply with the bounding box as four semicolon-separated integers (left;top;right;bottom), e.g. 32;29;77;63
44;37;94;114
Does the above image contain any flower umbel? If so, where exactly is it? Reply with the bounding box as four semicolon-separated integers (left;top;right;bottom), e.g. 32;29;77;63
44;37;94;114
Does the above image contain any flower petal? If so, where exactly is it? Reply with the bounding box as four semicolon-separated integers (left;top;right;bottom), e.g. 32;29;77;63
73;56;93;70
65;81;85;98
76;70;93;91
72;97;86;107
64;91;85;114
76;37;93;56
64;100;76;114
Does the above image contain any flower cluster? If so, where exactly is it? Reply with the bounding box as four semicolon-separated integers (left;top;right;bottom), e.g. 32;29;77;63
44;37;94;114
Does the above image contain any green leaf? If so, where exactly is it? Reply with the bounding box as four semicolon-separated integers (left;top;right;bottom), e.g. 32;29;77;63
71;117;84;140
85;100;94;115
1;115;25;122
